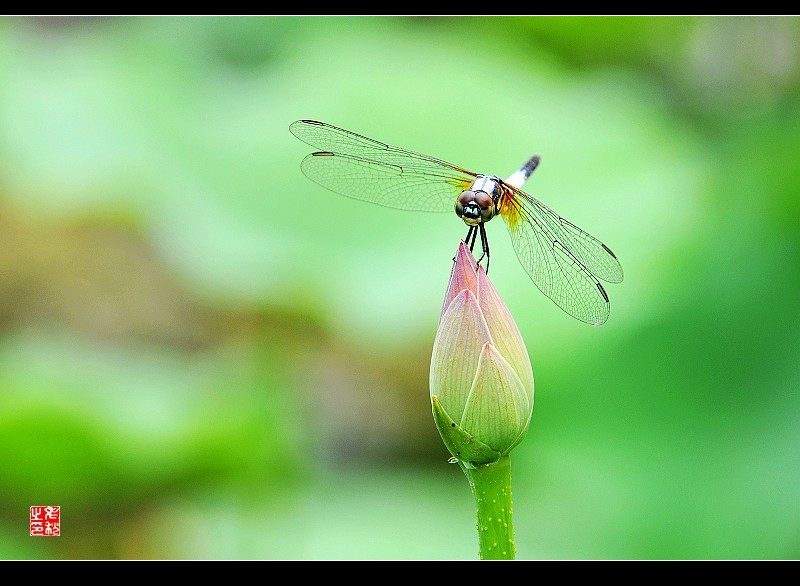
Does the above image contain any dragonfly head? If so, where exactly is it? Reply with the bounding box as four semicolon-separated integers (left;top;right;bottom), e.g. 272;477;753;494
456;190;496;226
456;179;498;227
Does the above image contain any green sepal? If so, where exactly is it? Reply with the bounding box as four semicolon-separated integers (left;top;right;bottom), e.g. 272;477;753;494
431;395;501;465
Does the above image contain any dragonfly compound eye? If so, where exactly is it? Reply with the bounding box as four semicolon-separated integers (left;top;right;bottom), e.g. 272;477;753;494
456;190;496;226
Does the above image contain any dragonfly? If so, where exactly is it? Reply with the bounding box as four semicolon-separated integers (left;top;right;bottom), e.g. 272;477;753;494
289;119;624;326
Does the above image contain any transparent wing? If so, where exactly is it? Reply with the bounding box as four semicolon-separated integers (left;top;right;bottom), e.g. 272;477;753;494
499;185;624;325
290;119;476;213
513;189;624;284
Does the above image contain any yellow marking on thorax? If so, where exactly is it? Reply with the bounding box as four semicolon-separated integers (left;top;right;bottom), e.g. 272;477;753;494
499;190;522;231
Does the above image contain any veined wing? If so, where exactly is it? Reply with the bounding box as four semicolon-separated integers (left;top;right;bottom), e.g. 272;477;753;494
290;119;476;213
513;188;624;284
499;185;623;325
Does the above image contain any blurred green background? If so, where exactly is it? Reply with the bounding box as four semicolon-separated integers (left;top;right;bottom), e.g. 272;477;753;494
0;15;798;560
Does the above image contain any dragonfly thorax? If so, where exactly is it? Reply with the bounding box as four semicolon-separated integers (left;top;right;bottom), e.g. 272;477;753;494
455;175;500;227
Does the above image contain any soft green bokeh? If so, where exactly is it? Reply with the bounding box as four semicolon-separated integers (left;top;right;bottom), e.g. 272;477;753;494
0;15;797;559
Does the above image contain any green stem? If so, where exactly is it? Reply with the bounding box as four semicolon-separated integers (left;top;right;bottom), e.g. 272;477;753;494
460;455;515;560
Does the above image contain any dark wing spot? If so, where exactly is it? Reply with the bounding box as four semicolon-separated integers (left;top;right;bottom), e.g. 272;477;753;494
601;243;618;260
597;282;610;303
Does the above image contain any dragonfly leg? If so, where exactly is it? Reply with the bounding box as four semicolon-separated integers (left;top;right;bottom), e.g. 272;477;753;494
465;225;478;252
474;223;490;273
